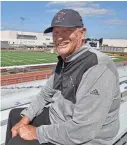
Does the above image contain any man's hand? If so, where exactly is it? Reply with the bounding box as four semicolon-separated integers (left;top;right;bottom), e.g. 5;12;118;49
18;124;38;140
11;116;30;137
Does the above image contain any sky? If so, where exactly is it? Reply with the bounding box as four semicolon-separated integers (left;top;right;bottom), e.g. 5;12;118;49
1;1;127;39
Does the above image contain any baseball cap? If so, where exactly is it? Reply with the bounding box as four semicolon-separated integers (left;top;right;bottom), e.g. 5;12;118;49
44;9;84;33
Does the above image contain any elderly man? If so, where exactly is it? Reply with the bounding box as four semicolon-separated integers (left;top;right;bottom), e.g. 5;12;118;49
6;9;121;145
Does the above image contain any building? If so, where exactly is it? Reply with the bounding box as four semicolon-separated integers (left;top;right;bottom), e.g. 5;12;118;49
102;39;127;47
1;30;127;52
100;46;127;53
1;41;10;49
1;30;54;49
86;40;100;50
101;39;127;53
85;38;127;52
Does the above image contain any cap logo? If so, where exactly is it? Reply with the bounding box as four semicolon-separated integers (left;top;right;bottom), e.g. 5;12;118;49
55;12;66;23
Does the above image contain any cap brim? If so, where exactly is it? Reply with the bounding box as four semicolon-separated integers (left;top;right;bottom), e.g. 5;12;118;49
44;27;53;34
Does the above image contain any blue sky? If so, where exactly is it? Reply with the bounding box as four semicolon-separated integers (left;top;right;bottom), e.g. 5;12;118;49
1;1;127;39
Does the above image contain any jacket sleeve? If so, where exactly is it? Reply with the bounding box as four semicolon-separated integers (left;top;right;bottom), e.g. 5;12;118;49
36;64;119;145
20;74;55;121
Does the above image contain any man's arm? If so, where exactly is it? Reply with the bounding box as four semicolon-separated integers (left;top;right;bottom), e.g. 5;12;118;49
36;64;120;145
20;74;55;121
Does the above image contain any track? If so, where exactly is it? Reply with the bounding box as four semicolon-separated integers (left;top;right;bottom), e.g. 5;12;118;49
1;70;52;86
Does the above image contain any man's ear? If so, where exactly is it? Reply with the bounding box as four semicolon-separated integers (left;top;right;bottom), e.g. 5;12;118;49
81;28;86;39
80;28;86;42
80;28;86;32
82;28;86;32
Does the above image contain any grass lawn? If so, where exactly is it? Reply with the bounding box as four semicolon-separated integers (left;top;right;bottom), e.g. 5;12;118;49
113;57;127;62
1;50;127;67
1;51;58;67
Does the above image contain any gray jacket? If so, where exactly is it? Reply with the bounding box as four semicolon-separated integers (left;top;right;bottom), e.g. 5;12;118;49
21;45;121;145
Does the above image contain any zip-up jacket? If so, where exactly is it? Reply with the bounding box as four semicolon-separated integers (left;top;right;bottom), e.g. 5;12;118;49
21;45;121;145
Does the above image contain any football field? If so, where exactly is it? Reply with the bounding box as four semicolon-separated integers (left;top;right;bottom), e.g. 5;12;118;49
1;50;127;67
1;51;58;67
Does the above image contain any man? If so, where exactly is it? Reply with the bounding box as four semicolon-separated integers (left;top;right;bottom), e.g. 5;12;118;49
6;9;121;145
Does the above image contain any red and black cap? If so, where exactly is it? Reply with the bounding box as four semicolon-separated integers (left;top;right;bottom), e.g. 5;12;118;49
44;9;84;33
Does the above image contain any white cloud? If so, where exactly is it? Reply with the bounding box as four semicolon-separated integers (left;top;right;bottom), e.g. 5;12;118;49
46;2;114;17
104;19;127;25
46;7;113;17
46;9;59;13
90;4;100;9
67;7;113;16
47;1;92;7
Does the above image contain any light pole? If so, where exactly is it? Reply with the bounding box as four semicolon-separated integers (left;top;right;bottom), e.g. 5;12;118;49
20;17;26;27
19;17;26;48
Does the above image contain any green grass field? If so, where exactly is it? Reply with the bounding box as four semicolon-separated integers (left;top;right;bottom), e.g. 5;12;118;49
1;51;58;67
1;50;127;67
113;57;127;62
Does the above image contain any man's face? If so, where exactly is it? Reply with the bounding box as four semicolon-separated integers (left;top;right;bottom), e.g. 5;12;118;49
52;26;85;59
